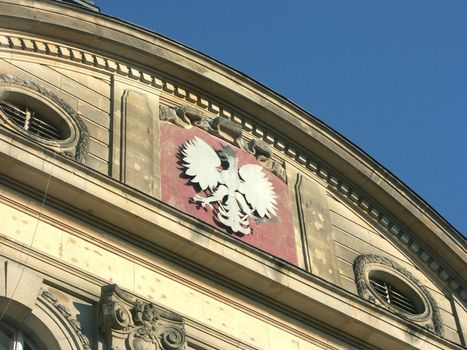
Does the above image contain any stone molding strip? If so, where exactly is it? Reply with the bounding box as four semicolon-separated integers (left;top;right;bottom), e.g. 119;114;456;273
0;31;465;302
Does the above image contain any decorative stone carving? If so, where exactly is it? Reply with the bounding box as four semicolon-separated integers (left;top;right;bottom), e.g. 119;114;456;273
0;74;89;163
353;254;444;337
246;139;272;160
99;284;187;350
209;116;242;145
40;290;92;350
160;104;205;129
265;159;287;183
246;139;286;182
161;104;287;182
160;105;240;143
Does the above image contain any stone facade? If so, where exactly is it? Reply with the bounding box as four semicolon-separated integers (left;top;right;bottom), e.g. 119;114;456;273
0;1;465;349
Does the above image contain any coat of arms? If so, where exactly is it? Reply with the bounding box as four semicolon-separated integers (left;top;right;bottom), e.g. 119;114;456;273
181;137;277;234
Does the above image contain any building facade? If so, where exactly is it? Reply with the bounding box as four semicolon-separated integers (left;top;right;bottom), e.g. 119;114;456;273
0;1;465;349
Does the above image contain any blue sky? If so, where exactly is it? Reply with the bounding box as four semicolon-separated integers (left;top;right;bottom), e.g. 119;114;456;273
97;0;466;235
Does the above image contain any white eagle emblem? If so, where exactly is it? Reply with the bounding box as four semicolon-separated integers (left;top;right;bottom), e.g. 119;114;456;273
182;137;277;235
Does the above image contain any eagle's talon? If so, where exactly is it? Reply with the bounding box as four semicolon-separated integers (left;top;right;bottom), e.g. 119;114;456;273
192;195;212;209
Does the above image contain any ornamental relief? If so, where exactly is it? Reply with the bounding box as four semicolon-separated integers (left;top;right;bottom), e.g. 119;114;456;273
160;120;298;264
99;284;187;350
40;290;92;350
181;136;277;235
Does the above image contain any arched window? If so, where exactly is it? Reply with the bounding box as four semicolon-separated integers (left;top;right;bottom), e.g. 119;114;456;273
0;261;92;350
0;321;39;350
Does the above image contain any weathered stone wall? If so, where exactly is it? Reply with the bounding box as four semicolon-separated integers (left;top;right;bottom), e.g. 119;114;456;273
0;2;464;348
0;30;465;347
0;184;358;350
290;165;464;344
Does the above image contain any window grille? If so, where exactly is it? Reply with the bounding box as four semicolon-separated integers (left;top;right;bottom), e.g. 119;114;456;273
0;101;63;140
369;278;418;314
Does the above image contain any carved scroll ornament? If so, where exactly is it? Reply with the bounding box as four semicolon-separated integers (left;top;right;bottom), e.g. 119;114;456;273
99;284;186;350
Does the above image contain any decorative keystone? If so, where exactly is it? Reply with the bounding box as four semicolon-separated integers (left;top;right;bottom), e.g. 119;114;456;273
99;284;187;350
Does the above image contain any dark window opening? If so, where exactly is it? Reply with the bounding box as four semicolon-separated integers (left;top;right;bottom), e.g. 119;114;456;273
0;101;67;140
0;322;39;350
370;278;418;314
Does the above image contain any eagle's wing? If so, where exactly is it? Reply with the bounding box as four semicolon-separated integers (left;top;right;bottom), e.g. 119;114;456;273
182;137;221;190
238;164;277;218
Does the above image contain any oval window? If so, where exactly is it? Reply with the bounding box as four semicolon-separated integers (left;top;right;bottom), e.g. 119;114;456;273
368;270;425;315
0;94;71;142
0;74;89;163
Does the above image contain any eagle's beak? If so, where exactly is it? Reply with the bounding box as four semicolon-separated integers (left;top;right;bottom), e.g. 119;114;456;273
219;152;227;162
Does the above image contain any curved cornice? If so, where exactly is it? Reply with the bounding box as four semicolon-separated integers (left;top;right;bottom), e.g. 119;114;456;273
0;0;464;295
